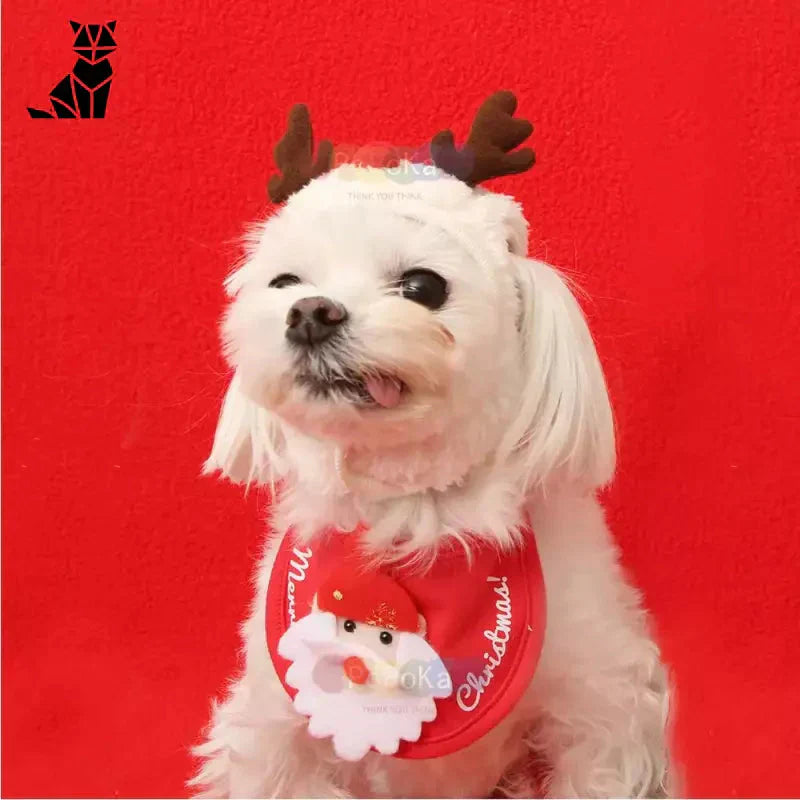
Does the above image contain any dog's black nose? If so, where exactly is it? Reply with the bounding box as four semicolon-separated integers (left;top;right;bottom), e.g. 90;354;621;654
285;296;348;346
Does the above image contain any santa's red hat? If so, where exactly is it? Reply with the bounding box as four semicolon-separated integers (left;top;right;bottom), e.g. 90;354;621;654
317;566;419;633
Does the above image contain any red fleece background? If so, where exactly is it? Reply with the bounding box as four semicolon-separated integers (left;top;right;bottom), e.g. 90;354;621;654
2;1;799;796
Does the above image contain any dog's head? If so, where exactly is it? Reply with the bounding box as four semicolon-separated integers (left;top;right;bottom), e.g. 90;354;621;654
207;98;614;501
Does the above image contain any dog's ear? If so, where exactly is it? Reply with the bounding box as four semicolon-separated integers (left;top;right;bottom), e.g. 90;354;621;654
204;371;285;487
499;256;615;491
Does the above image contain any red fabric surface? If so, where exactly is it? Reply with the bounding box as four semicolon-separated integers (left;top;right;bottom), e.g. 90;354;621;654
2;0;798;796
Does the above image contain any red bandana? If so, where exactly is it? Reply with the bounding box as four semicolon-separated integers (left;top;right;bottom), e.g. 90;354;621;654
266;525;545;760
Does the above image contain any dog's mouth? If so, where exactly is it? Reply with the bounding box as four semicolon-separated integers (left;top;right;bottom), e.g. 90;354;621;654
295;369;407;409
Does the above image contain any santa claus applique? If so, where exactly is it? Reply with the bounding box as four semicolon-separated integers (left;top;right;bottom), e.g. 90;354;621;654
276;564;453;761
267;527;546;762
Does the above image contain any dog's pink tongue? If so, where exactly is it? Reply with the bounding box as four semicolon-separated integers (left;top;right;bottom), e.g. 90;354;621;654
365;375;402;408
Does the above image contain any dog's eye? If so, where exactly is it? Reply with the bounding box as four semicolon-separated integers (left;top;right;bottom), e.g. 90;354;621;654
399;269;448;310
379;631;393;645
269;273;302;289
343;619;356;633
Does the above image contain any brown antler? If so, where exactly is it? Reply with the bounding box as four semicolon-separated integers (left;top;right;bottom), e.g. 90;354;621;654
267;104;333;203
431;91;535;186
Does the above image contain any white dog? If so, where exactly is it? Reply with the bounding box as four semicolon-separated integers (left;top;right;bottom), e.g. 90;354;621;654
191;94;672;798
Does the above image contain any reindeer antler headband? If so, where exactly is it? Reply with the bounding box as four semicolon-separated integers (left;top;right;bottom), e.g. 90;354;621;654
267;91;535;204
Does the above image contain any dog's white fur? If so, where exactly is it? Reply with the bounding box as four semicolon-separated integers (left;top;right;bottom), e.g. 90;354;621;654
191;167;672;798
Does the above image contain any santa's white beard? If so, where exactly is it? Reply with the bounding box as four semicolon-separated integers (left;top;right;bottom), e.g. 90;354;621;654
279;612;450;761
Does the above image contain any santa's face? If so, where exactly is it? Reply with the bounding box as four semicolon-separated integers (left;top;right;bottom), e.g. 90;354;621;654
278;609;452;760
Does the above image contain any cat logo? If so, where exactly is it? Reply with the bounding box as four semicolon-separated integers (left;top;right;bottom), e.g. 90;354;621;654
28;21;117;119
